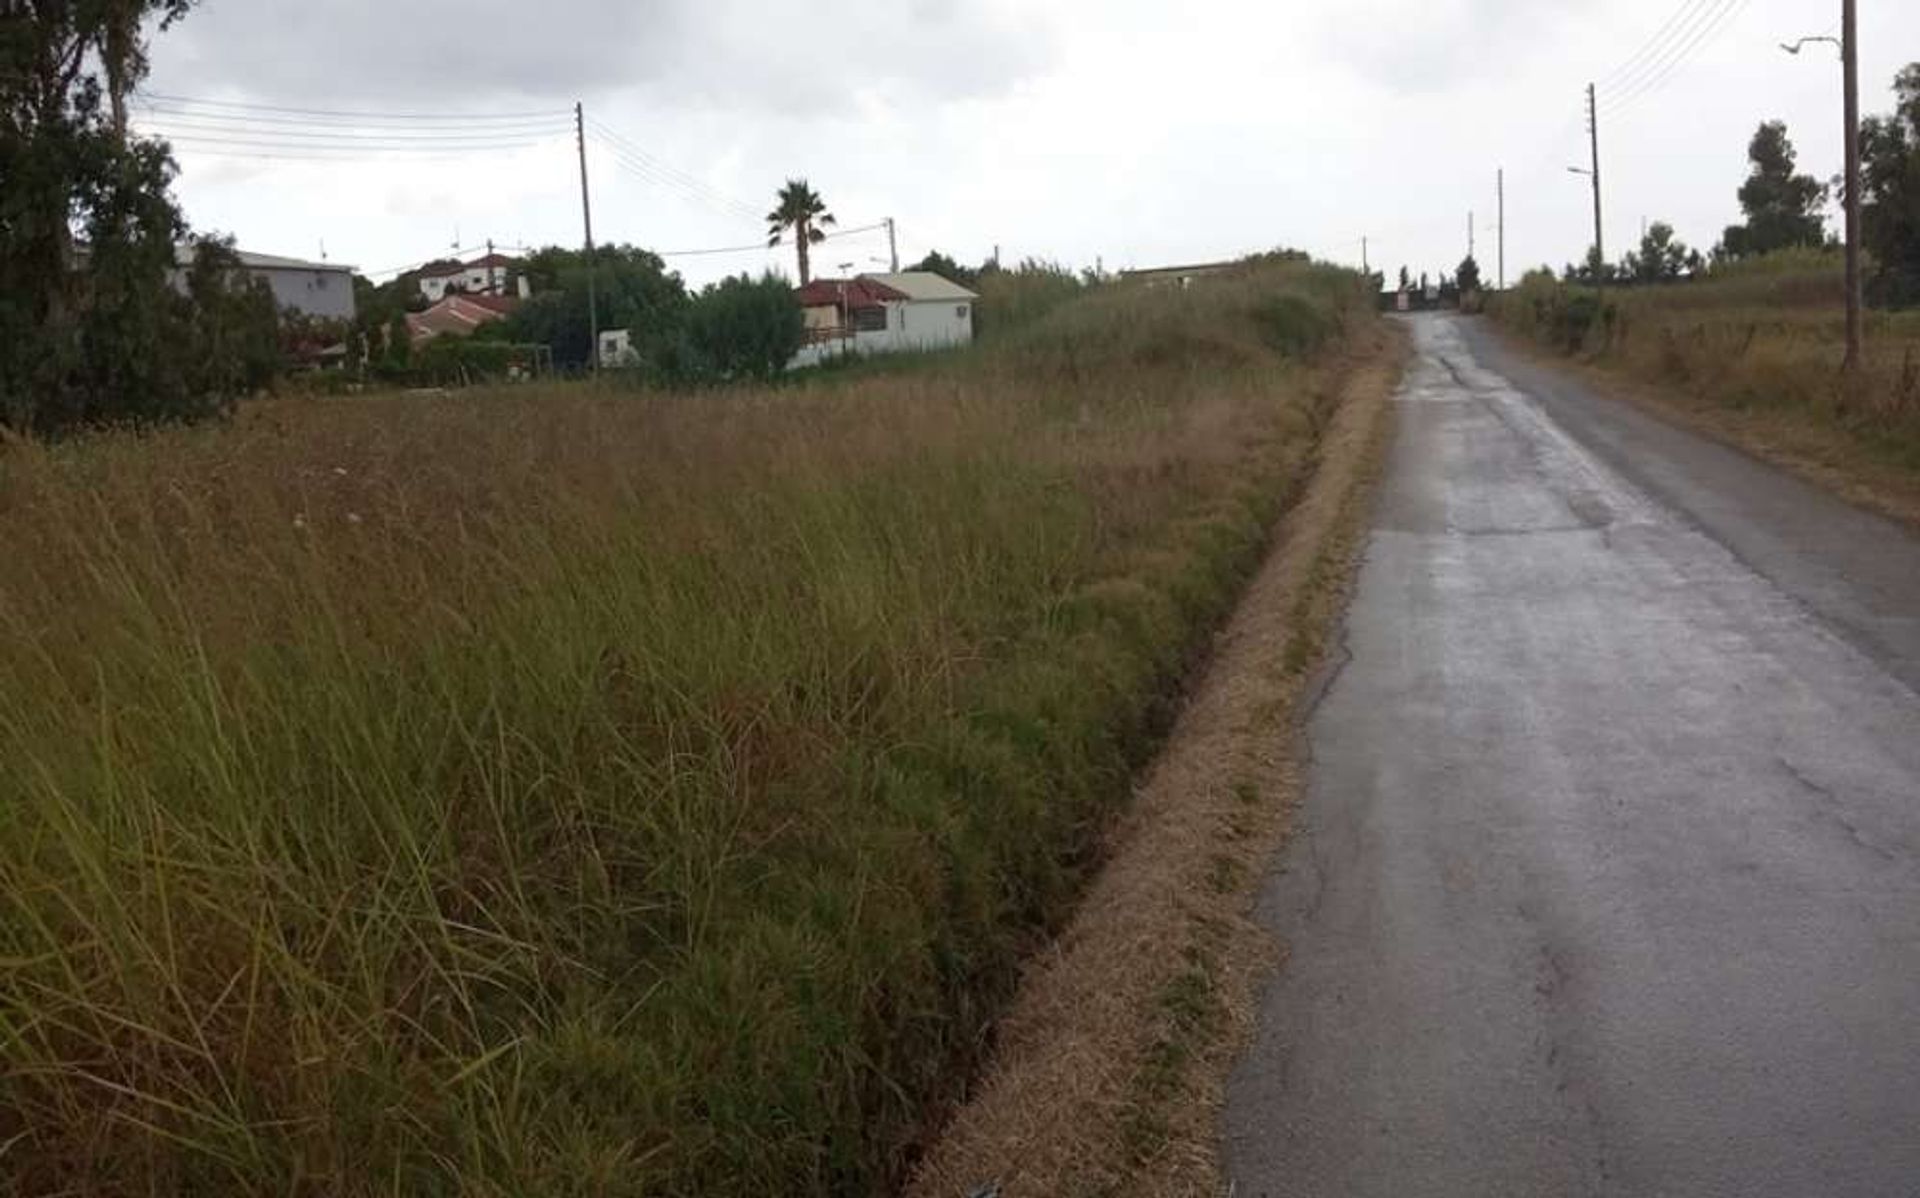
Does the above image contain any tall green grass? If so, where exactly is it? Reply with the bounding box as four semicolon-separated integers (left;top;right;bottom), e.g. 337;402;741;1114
0;263;1369;1195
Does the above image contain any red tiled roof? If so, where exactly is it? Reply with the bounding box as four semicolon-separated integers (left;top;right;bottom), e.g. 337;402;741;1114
406;294;519;341
794;277;908;310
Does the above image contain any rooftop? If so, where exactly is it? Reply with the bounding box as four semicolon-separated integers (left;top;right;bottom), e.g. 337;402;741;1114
860;271;978;301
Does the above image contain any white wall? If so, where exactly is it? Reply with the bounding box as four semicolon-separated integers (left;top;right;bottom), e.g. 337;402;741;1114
788;299;974;369
419;265;512;303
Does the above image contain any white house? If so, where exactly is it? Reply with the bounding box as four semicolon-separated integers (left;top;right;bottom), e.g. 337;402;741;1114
167;246;357;321
791;270;977;368
417;253;528;303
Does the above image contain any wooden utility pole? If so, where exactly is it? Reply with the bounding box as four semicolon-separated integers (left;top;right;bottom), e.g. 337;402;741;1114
575;102;599;372
1497;168;1506;291
1841;0;1863;374
1587;82;1605;288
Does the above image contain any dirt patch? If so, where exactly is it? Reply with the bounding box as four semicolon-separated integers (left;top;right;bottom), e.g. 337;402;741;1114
904;324;1407;1198
1487;327;1920;534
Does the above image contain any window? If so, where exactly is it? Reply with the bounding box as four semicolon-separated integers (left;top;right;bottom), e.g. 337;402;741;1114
956;304;970;319
854;306;888;332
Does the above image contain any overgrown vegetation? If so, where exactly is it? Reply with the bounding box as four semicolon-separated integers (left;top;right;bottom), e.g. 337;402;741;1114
1489;251;1920;476
0;260;1372;1195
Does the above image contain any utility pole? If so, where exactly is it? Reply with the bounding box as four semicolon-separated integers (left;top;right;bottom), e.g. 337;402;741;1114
885;218;900;273
1841;0;1863;374
1361;236;1369;275
1497;168;1506;291
486;238;497;296
1468;211;1475;260
575;101;599;373
1586;82;1605;288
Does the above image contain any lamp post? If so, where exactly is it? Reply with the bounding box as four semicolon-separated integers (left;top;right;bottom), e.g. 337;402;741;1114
1781;7;1863;376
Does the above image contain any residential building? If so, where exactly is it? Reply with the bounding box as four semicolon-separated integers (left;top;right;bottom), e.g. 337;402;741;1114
170;246;357;321
406;293;518;342
1119;260;1239;289
790;270;978;368
417;253;527;303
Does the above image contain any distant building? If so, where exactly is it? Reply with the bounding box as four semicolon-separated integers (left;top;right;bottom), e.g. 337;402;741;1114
170;246;357;322
791;270;977;368
598;328;637;369
406;293;518;342
1119;261;1239;289
416;253;527;303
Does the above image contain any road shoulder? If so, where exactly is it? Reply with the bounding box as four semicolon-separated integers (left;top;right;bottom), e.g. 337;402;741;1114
1477;320;1920;533
904;324;1407;1198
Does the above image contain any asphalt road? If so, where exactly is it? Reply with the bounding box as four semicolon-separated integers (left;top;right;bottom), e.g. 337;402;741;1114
1223;313;1920;1197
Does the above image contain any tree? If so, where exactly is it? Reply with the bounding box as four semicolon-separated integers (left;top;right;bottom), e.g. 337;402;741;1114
907;250;980;289
1860;62;1920;306
1397;265;1411;293
0;1;277;433
1456;255;1482;293
498;245;688;370
682;273;805;381
1716;121;1827;261
765;179;835;285
1620;221;1698;284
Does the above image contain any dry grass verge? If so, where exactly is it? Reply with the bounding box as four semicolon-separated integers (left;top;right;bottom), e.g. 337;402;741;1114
905;322;1406;1198
1487;256;1920;530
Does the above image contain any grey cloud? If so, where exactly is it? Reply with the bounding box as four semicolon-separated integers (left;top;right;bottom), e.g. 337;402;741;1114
1315;0;1591;92
150;0;1051;113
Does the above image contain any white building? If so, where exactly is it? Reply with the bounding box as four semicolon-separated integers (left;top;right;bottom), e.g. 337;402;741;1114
791;270;978;368
417;253;527;303
167;245;357;321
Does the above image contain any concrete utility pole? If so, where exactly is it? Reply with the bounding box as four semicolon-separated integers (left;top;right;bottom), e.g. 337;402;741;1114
1842;0;1863;374
1782;4;1865;376
1587;82;1605;287
1362;236;1369;275
1497;168;1506;290
885;218;900;273
575;102;599;372
1468;211;1475;260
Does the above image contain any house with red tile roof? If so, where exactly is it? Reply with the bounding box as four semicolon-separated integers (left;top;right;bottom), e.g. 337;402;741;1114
406;293;519;343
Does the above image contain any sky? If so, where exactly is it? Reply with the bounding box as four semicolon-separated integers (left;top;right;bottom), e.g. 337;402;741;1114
138;0;1920;289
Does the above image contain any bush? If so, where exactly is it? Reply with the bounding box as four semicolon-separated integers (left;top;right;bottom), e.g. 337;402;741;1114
681;272;804;382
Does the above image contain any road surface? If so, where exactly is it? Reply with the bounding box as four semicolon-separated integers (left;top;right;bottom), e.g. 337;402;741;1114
1223;314;1920;1197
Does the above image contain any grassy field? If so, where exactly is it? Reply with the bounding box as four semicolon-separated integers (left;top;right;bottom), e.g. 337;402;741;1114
0;263;1371;1195
1488;252;1920;504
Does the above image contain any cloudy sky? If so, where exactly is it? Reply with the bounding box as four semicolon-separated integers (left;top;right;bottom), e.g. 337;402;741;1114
138;0;1920;288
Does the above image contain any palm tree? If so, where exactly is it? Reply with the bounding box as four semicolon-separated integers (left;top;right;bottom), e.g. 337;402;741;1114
766;179;836;286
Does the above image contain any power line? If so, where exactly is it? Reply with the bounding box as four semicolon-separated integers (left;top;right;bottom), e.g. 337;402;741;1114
143;130;569;156
585;119;762;222
1602;0;1751;115
135;119;573;146
136;90;572;124
133;107;572;137
659;221;890;260
1595;0;1719;91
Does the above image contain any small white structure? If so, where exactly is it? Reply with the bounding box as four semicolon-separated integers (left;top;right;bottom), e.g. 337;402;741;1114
790;270;977;369
598;328;637;369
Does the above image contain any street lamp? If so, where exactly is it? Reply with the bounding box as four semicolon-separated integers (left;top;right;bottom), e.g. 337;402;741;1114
1781;2;1862;376
837;262;856;346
